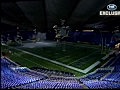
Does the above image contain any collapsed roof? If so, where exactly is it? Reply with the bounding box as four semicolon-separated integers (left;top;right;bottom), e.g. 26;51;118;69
1;0;120;32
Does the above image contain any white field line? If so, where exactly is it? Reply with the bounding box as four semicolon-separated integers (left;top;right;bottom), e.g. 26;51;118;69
56;55;70;60
65;42;100;49
83;61;100;73
68;51;99;65
14;53;47;68
3;56;20;66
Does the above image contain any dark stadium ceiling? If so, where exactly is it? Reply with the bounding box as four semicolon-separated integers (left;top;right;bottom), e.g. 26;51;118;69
1;0;120;31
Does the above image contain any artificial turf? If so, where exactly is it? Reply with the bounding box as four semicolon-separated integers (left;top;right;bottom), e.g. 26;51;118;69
1;42;109;77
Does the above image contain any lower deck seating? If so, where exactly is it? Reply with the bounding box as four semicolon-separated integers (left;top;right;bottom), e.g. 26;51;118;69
83;80;120;89
1;52;120;89
1;58;47;89
17;79;83;89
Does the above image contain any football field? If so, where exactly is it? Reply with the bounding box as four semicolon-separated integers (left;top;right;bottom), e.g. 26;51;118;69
1;42;109;76
20;42;105;70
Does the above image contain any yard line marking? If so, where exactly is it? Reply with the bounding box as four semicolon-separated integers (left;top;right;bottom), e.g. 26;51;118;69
65;42;100;49
56;55;70;60
68;51;99;65
14;53;46;68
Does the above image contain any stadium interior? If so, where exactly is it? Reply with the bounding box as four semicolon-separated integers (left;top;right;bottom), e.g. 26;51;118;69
1;0;120;89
